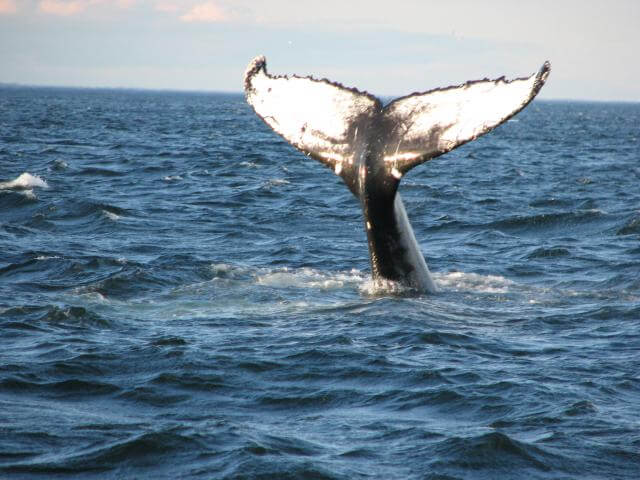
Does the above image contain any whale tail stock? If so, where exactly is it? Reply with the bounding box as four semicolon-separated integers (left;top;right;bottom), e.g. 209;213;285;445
243;56;550;291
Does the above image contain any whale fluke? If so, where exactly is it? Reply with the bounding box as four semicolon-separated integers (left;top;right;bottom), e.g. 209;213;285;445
379;62;550;175
244;56;550;292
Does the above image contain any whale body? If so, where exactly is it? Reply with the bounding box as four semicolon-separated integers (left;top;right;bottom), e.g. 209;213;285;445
244;56;550;293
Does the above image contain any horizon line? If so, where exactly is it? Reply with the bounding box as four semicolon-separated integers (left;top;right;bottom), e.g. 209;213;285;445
1;81;638;105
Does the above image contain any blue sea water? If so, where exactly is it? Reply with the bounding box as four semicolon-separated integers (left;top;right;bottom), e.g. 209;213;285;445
0;85;639;479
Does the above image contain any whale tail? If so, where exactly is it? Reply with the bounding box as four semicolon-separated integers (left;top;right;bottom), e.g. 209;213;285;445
244;56;549;193
243;56;550;291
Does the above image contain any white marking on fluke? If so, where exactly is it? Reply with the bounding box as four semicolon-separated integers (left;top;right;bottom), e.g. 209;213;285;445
244;56;550;293
320;152;344;162
384;152;421;163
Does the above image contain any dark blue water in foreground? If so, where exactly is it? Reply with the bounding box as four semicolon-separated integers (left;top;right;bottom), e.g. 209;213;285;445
1;86;639;479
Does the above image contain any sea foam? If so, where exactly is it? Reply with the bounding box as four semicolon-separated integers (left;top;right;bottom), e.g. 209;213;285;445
435;271;515;294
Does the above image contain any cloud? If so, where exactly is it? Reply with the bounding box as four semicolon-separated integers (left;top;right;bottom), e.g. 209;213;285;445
180;2;225;23
154;1;181;13
37;0;135;16
0;0;17;14
38;0;89;16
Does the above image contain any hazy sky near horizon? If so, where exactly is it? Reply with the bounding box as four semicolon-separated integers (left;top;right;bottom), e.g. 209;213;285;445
1;0;638;101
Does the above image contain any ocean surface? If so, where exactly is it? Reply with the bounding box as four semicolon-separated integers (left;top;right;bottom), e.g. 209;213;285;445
1;86;639;479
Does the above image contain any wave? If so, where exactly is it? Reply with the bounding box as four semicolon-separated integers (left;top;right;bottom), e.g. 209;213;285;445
525;246;571;259
617;215;640;235
56;201;130;221
431;431;571;474
162;175;183;182
488;210;605;234
2;429;203;475
101;209;121;221
78;167;126;177
0;377;119;397
1;304;111;331
0;172;130;228
0;172;49;190
0;253;128;294
0;172;48;202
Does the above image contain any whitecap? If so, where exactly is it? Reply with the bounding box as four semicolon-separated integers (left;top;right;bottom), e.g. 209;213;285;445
163;175;183;182
0;172;49;190
210;262;252;279
70;288;109;303
102;210;121;221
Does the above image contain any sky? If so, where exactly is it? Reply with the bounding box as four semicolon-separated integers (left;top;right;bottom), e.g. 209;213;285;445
0;0;638;101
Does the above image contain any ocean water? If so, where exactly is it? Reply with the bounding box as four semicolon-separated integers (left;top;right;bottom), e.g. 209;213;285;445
0;86;639;479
